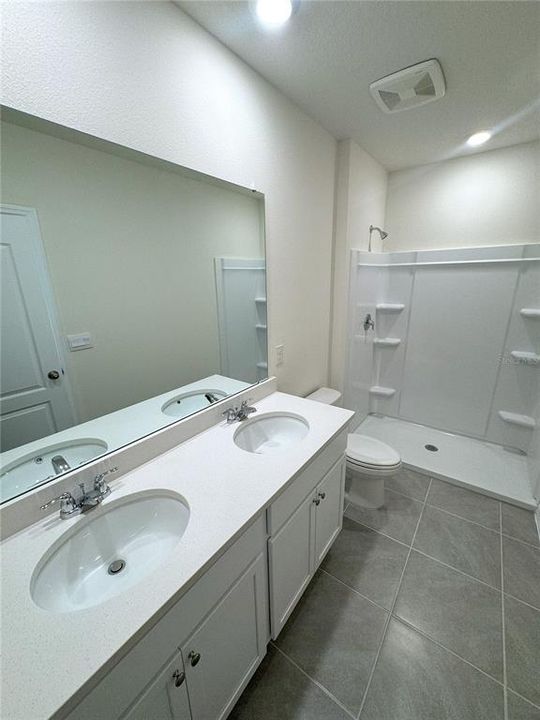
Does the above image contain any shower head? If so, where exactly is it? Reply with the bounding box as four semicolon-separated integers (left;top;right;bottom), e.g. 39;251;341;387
368;225;388;251
369;225;388;240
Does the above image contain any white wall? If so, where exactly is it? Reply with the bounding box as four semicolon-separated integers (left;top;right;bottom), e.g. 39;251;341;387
385;142;540;251
0;1;337;396
2;119;263;423
330;139;387;393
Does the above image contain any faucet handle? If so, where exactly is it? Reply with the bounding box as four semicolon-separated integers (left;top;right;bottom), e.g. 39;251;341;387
41;492;78;516
222;407;238;423
94;466;118;485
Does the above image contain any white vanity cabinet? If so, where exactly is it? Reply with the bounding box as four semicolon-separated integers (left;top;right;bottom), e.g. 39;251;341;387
267;431;347;638
123;652;191;720
65;518;268;720
181;555;268;720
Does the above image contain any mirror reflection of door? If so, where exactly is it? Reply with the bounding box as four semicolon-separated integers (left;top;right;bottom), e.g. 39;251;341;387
0;205;76;451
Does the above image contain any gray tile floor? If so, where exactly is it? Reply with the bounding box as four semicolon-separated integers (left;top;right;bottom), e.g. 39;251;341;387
230;470;540;720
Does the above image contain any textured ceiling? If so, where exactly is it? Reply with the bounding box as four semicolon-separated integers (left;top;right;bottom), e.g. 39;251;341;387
176;0;540;170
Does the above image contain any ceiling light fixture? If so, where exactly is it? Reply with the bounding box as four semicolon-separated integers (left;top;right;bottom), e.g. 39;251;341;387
466;131;492;147
255;0;293;27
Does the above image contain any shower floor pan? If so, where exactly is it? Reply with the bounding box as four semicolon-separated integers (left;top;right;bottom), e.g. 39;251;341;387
356;414;536;509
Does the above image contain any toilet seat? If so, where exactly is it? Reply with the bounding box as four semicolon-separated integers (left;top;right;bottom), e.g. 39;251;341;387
346;434;401;471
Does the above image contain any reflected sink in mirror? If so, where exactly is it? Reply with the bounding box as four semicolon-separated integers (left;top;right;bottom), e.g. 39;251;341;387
31;491;190;613
0;439;108;502
233;412;309;455
162;389;227;419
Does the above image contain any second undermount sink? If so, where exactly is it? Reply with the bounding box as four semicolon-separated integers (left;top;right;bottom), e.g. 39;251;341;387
31;491;190;613
233;412;309;455
162;389;227;419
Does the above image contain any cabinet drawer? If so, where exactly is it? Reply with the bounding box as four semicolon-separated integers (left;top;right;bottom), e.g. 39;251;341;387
267;429;346;534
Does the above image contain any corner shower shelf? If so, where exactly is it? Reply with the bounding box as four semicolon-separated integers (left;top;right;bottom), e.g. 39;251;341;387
520;308;540;319
373;337;401;347
256;362;268;370
510;351;540;365
498;411;536;429
255;297;267;304
369;386;396;398
255;324;267;331
376;303;405;312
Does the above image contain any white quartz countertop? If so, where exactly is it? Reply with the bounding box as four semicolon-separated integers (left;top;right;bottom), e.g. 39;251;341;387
0;391;353;720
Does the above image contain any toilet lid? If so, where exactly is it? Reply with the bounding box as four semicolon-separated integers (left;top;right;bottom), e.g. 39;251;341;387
346;434;401;468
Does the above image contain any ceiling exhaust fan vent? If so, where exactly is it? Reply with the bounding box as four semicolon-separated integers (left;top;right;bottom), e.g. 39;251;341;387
369;59;446;114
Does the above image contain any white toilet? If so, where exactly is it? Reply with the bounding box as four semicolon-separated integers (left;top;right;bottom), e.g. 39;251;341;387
306;387;402;509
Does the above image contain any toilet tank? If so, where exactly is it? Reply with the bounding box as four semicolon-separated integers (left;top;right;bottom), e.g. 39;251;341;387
305;387;342;406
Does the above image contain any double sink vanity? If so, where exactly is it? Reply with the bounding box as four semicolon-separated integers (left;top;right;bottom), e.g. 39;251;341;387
0;388;353;720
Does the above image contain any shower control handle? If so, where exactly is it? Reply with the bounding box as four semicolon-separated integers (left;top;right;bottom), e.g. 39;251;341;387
363;314;375;332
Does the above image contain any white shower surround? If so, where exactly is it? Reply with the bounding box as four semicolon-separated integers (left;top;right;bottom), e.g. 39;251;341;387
345;244;540;505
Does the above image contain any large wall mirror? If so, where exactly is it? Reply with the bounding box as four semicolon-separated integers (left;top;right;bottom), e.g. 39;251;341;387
0;108;268;503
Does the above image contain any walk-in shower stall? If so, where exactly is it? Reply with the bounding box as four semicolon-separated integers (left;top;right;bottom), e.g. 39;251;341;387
345;244;540;508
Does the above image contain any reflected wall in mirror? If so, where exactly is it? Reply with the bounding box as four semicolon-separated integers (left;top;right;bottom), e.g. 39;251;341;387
0;109;267;503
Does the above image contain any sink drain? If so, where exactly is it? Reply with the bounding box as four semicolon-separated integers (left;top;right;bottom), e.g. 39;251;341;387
108;559;126;575
425;444;439;452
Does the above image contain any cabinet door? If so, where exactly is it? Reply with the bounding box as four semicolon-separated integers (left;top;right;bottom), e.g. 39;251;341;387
314;458;345;568
122;651;191;720
268;491;315;638
181;553;267;720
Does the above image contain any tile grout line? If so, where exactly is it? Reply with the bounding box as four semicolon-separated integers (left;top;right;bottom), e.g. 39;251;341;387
269;642;357;720
343;513;412;549
319;567;390;615
500;531;540;551
411;547;502;592
506;688;540;712
355;478;433;719
503;591;540;614
345;509;504;594
392;614;506;688
500;503;509;720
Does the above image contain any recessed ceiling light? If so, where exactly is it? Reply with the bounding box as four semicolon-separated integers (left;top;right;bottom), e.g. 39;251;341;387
466;131;492;147
256;0;292;27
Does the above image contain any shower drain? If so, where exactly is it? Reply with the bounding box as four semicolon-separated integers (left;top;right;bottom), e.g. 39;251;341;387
425;444;439;452
108;559;126;575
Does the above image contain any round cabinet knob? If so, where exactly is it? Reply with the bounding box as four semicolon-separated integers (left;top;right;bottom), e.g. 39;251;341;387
188;651;201;667
172;670;185;688
48;370;60;380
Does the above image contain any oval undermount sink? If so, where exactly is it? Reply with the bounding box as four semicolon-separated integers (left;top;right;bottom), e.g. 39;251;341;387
233;412;309;455
31;491;190;613
0;438;108;502
162;389;227;419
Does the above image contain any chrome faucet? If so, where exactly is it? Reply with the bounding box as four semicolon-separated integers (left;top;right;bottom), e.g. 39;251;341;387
222;400;257;423
51;455;70;475
40;467;117;518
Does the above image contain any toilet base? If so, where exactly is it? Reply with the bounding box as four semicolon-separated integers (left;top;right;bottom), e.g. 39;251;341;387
345;472;385;509
344;461;402;509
